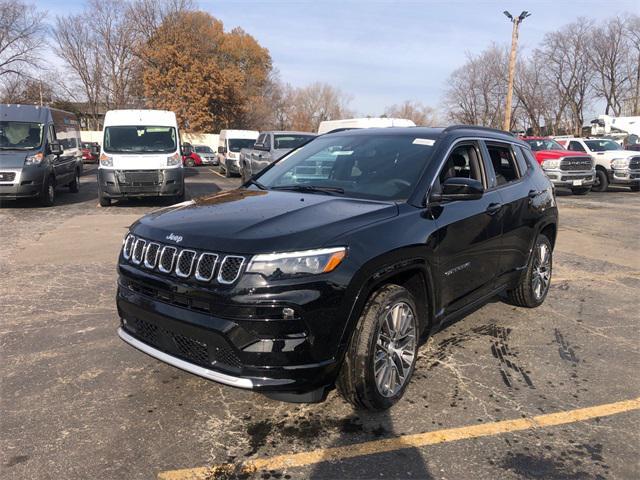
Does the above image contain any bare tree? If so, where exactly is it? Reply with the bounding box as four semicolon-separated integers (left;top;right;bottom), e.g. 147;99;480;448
384;100;439;126
0;0;45;77
625;15;640;115
288;82;353;132
52;15;103;129
444;45;508;128
588;17;632;115
537;20;594;135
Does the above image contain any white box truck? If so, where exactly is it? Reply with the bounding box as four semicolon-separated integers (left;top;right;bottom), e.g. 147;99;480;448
217;129;259;177
97;110;190;206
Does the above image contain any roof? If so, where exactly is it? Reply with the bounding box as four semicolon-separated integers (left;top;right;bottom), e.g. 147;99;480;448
267;131;316;136
103;109;177;127
1;104;55;123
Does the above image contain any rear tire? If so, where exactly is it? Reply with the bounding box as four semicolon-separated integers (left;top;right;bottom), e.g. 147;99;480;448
571;187;590;195
337;284;419;410
68;169;80;193
507;234;552;308
186;158;196;167
39;175;55;207
592;169;609;192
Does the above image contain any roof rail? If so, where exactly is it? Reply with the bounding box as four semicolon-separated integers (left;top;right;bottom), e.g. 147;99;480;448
322;127;362;135
442;125;515;137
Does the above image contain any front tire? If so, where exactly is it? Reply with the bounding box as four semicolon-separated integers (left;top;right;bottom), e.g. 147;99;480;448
186;158;196;167
68;169;80;193
39;175;55;207
337;284;419;410
571;186;590;195
592;169;609;192
631;184;640;192
224;162;232;178
507;234;552;308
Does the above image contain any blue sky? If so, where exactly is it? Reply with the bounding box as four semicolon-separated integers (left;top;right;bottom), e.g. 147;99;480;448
38;0;639;115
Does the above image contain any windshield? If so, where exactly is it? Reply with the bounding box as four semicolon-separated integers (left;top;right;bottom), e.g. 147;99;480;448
228;138;256;152
584;139;622;152
273;134;315;150
256;134;437;201
525;139;564;151
0;121;44;150
104;126;177;153
195;146;213;154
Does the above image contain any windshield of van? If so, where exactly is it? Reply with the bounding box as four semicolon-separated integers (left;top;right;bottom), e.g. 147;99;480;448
274;134;315;150
104;126;177;153
195;146;213;154
0;121;44;150
584;139;622;152
228;138;256;152
256;134;437;201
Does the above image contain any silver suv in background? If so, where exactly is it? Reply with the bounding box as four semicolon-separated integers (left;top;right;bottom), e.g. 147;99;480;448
239;131;316;182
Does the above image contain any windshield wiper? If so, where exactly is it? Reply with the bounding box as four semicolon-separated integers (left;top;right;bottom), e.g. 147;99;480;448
246;178;267;190
0;146;32;150
271;185;345;195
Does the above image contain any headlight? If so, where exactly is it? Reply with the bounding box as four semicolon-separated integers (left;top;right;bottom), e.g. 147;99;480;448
611;158;629;169
100;153;113;167
227;152;237;160
247;247;346;279
542;159;560;169
24;152;44;166
167;153;181;166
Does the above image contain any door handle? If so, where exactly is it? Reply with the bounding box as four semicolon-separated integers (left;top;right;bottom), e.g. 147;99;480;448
528;189;542;199
486;202;503;215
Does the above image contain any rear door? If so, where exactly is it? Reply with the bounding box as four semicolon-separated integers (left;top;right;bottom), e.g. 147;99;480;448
482;141;536;283
433;140;504;313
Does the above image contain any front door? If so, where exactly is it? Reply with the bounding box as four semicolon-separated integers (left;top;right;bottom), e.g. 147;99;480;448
432;141;504;314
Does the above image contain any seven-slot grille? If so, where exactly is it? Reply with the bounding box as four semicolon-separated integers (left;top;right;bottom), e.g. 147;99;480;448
629;156;640;170
122;234;245;284
560;156;592;171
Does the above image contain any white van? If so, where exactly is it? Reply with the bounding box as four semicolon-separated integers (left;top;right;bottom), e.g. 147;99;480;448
317;118;416;135
217;129;259;177
98;110;188;206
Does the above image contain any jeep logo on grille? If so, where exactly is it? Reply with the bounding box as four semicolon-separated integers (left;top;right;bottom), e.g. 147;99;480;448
165;233;183;243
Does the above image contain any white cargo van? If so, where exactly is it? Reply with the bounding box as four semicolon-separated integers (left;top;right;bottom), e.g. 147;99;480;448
317;118;416;135
98;110;189;206
217;129;259;177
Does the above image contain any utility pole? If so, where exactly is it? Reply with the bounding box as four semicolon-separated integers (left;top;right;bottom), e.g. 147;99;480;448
503;10;531;132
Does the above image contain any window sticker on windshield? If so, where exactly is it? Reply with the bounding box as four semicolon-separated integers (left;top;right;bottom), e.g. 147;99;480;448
331;150;354;156
413;138;435;146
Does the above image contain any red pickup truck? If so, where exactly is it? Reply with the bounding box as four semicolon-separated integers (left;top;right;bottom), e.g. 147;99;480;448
521;137;595;195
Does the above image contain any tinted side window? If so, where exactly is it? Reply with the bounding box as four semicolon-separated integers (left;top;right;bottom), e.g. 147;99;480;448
438;143;484;185
569;141;586;152
486;143;520;186
263;134;271;150
514;146;530;174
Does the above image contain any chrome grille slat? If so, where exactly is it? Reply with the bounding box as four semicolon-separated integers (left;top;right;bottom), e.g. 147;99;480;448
218;256;245;284
560;156;592;171
144;242;161;269
123;235;136;260
175;250;196;278
158;246;177;273
195;253;218;282
132;238;146;264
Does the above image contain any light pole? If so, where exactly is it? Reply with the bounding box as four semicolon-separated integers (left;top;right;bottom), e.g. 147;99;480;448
503;10;531;132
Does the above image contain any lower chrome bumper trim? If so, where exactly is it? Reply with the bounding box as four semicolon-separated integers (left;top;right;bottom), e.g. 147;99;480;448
117;327;254;389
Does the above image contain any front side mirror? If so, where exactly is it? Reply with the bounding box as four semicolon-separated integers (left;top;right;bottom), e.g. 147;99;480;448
181;143;192;156
49;141;63;156
218;146;227;154
431;177;484;202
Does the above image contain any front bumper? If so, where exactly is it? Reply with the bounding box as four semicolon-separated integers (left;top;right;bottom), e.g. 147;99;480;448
608;168;640;185
543;169;595;188
116;264;345;395
201;156;218;166
99;168;184;198
0;167;45;200
225;158;240;173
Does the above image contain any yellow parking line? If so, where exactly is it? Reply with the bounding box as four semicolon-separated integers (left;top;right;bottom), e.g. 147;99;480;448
158;397;640;479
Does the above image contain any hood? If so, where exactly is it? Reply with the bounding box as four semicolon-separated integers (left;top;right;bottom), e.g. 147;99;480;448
0;150;31;168
532;149;588;162
589;149;639;161
132;189;399;253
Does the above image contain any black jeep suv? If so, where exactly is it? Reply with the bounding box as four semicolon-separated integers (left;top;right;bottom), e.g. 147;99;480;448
117;126;557;410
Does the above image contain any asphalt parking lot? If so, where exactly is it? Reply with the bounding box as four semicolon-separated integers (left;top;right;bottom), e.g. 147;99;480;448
1;167;639;480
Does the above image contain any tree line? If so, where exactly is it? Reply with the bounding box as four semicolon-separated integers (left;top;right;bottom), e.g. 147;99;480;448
1;0;638;134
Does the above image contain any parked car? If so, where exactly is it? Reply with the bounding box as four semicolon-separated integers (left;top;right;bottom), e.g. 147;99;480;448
81;141;100;163
116;125;557;410
181;143;201;167
217;129;259;177
98;109;190;206
556;138;640;192
522;137;594;195
239;131;316;182
317;117;416;134
0;104;83;206
183;144;217;167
